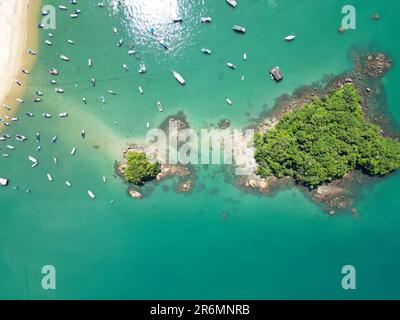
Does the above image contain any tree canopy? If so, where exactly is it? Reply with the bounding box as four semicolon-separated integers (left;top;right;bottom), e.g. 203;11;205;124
255;84;400;188
124;151;161;185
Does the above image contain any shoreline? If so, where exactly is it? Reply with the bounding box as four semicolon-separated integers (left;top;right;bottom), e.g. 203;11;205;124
0;0;41;128
237;51;397;213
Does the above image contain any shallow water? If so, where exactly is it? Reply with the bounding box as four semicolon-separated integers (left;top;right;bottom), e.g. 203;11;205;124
0;0;400;299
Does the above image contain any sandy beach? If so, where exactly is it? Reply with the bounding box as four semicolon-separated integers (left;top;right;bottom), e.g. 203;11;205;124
0;0;40;125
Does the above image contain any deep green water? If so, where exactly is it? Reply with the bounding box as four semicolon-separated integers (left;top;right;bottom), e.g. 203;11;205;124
1;0;400;299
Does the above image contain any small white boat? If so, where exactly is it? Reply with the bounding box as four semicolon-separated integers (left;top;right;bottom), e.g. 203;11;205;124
138;86;144;95
227;63;236;69
58;5;67;10
53;157;58;165
16;135;26;142
172;70;186;85
128;50;136;56
284;34;296;41
123;64;128;71
200;17;212;23
59;112;68;118
157;101;163;112
108;90;117;95
68;39;74;44
55;88;64;93
47;173;53;182
88;190;96;199
226;0;237;7
70;147;76;156
70;13;78;18
88;58;92;67
159;38;169;49
65;181;72;187
60;55;69;61
202;48;212;54
243;53;247;60
81;129;86;139
102;176;107;183
117;38;124;47
0;178;8;186
138;64;147;74
113;27;118;33
226;98;233;105
45;40;52;46
233;25;246;33
146;122;150;128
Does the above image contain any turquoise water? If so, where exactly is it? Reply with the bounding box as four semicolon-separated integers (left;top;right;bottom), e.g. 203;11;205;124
1;0;400;299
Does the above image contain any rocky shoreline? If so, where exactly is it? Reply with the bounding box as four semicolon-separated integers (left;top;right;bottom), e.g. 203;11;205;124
238;52;396;213
116;113;194;199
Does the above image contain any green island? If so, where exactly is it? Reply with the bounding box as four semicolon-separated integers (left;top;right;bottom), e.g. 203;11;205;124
123;151;161;185
254;84;400;188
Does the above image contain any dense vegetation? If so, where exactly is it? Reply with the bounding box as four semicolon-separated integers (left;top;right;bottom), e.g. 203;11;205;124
124;151;161;185
255;84;400;188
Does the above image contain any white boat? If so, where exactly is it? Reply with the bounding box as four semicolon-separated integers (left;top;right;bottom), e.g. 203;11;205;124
16;135;26;142
60;55;69;61
243;53;247;60
58;5;67;10
138;64;147;74
45;40;52;46
53;157;58;165
55;88;64;93
68;39;74;44
59;112;68;118
47;173;53;182
128;50;136;56
0;178;8;186
146;122;150;128
123;64;128;71
172;70;186;85
159;38;169;49
88;190;96;199
65;181;72;187
200;17;212;23
138;86;144;95
117;38;124;47
28;156;38;164
102;176;107;183
70;13;78;18
226;0;237;7
88;58;92;67
202;48;212;54
157;101;163;112
81;129;86;139
226;98;233;105
233;25;246;33
227;62;236;69
284;34;296;41
70;147;76;156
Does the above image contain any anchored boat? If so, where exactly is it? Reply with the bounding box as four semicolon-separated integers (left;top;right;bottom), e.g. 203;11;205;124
172;70;186;85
